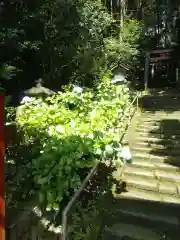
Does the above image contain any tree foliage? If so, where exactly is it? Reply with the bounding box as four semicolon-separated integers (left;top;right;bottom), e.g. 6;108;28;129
105;19;143;68
105;0;180;48
2;0;180;99
0;0;111;100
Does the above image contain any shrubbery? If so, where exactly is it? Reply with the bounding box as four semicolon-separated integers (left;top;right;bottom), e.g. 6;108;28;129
15;72;131;211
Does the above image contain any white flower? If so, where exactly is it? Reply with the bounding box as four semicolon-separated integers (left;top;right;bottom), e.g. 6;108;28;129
21;96;32;104
88;133;94;139
33;206;42;217
46;206;51;212
72;86;83;93
54;226;62;234
90;109;96;115
55;125;65;133
119;146;132;163
40;218;50;227
48;224;62;233
48;126;55;136
70;120;75;128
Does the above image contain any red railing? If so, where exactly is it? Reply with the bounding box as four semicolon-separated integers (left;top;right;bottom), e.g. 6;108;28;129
0;90;5;240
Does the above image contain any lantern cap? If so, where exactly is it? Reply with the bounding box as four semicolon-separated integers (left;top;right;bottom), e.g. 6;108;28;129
23;79;55;97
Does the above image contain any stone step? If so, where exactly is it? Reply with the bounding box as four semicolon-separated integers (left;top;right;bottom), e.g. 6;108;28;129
136;126;180;135
104;223;161;240
137;123;180;132
133;141;164;149
110;200;180;229
113;186;180;205
131;146;180;156
136;131;180;140
132;139;180;154
142;100;180;105
112;197;180;223
140;105;180;111
138;118;180;125
137;117;165;122
140;109;180;114
132;152;153;161
138;115;162;120
142;96;180;101
136;126;160;133
122;174;180;196
139;119;180;126
108;192;180;239
113;168;180;196
122;165;180;183
127;159;179;173
137;123;161;129
136;127;180;135
135;136;180;145
132;151;180;167
139;111;169;116
139;113;180;119
132;141;180;152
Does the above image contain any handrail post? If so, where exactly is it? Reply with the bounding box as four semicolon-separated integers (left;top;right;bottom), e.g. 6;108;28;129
144;52;150;90
62;211;67;240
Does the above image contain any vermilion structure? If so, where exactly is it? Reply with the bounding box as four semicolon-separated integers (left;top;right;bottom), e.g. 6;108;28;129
0;90;5;240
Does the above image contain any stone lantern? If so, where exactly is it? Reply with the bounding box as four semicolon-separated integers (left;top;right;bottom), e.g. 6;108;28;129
16;79;56;118
23;79;55;98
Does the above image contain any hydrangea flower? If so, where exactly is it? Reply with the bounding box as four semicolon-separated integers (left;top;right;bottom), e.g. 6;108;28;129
21;96;33;104
119;145;132;164
72;86;83;93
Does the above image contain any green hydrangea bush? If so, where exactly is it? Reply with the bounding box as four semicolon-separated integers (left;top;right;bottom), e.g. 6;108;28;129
16;72;131;211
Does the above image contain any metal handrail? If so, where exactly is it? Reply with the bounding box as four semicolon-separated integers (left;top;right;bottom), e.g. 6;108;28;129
118;92;139;144
61;166;97;240
61;91;140;240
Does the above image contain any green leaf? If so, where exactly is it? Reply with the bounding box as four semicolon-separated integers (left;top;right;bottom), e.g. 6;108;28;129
38;177;48;185
94;148;102;155
52;203;59;211
39;192;45;203
65;166;71;172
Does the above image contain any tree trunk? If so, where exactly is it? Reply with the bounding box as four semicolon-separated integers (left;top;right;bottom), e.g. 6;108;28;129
120;0;126;35
136;0;142;20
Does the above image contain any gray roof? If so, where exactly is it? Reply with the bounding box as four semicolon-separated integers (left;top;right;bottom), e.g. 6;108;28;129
24;81;55;97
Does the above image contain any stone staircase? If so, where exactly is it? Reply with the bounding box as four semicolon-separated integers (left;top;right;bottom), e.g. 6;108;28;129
103;90;180;240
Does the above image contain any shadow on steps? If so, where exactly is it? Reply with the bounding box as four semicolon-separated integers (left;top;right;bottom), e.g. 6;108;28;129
139;90;180;112
102;197;180;240
148;119;180;168
138;90;180;168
